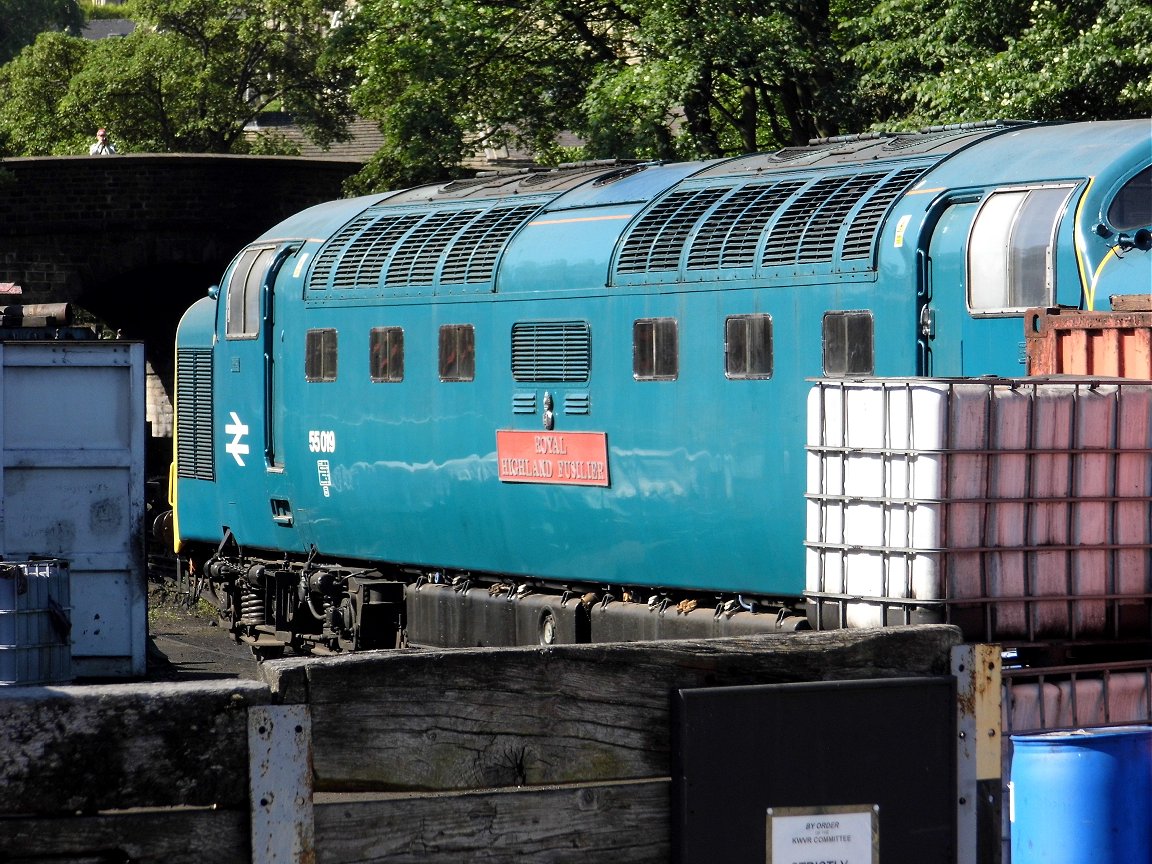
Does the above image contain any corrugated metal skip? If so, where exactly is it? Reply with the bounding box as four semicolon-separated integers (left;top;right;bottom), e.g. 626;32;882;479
0;342;146;677
1025;305;1152;378
805;378;1152;643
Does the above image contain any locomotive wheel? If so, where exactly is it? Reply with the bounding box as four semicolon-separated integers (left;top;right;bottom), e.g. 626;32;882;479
336;595;358;652
539;610;557;646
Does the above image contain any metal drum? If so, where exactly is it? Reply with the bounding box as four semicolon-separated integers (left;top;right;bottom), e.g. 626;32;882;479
0;559;72;685
1010;726;1152;864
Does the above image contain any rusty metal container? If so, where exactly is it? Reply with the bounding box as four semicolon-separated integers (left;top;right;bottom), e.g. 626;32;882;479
1025;303;1152;378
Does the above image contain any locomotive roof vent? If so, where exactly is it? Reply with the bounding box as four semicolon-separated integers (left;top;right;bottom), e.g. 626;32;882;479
614;164;927;281
307;201;544;295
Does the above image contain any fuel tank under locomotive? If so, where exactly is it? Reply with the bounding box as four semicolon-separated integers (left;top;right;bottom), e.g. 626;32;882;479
197;550;809;656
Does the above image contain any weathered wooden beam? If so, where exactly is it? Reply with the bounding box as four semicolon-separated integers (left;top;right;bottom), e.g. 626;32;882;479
0;808;248;864
0;680;271;814
263;626;962;792
313;780;670;864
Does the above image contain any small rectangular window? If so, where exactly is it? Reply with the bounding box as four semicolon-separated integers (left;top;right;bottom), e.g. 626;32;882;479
633;318;678;380
305;328;338;382
725;314;773;379
439;324;475;381
823;311;874;376
226;246;274;339
370;327;405;382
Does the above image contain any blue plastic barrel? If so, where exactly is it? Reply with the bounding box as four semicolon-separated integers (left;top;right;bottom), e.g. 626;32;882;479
1011;726;1152;864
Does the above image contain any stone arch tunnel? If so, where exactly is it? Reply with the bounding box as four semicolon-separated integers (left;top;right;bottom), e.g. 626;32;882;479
0;153;358;455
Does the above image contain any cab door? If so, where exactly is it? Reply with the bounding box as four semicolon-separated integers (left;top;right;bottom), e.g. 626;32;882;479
217;243;297;541
918;185;1076;376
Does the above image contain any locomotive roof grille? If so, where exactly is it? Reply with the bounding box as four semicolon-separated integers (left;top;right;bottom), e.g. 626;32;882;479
687;180;806;270
330;213;424;289
614;163;931;280
763;175;855;265
797;172;887;264
842;166;927;259
308;201;543;294
617;187;733;273
308;212;377;291
386;209;483;286
440;203;541;283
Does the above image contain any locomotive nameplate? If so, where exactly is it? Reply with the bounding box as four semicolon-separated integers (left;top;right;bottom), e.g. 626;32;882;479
496;430;609;486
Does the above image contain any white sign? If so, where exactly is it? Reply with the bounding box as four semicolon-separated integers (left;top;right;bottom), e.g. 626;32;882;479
766;805;877;864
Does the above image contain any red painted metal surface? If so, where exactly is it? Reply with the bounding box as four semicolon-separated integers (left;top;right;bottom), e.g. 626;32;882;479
1025;305;1152;378
496;430;610;486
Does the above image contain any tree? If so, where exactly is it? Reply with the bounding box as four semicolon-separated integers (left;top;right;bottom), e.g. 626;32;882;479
335;0;601;192
0;32;91;155
338;0;861;192
0;0;83;66
845;0;1152;125
0;0;354;156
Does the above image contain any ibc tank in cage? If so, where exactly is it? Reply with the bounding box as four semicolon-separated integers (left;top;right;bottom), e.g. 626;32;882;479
805;378;1152;642
0;559;72;685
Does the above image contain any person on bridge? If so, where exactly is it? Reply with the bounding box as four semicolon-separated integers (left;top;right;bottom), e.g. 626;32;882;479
89;128;117;155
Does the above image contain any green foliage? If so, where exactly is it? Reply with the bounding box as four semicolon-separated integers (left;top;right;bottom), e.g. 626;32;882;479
334;0;866;190
2;0;1147;184
846;0;1152;125
0;32;91;155
81;0;138;20
0;0;352;155
0;0;83;65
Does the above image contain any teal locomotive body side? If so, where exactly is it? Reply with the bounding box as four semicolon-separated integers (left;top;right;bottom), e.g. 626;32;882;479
172;118;1152;651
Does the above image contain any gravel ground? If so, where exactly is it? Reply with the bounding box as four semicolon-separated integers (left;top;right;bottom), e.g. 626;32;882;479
146;579;262;681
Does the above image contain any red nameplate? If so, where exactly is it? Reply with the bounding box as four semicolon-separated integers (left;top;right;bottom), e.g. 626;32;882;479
496;430;609;486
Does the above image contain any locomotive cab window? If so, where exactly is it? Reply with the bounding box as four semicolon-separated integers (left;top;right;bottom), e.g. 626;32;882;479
439;324;475;381
370;327;404;382
226;245;275;339
633;317;678;380
725;314;773;379
967;184;1074;313
1108;165;1152;231
305;328;338;382
823;311;874;376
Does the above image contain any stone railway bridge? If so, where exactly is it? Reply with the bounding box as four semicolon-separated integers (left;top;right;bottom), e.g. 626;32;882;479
0;154;358;444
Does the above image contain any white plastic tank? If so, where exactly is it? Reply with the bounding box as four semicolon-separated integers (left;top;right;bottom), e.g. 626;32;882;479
806;378;1152;641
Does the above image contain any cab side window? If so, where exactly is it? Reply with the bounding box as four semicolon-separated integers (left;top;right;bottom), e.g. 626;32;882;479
1108;166;1152;231
967;185;1074;313
226;246;275;339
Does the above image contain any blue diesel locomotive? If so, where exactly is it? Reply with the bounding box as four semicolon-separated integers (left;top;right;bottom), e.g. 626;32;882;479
170;119;1152;654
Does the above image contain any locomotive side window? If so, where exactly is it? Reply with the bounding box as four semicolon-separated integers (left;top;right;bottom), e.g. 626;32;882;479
967;185;1074;313
226;245;274;339
1108;165;1152;230
439;324;475;381
633;317;678;380
305;328;338;382
725;314;773;379
370;327;404;382
822;311;874;376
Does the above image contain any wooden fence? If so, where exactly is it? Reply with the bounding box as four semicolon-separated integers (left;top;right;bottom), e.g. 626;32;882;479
0;626;967;864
